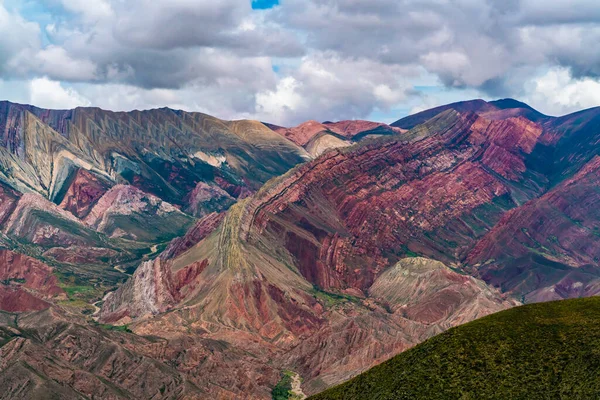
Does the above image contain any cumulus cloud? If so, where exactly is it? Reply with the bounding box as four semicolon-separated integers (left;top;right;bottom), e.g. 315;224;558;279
256;54;414;125
524;67;600;116
275;0;600;93
29;77;91;109
0;4;41;76
59;0;114;21
0;0;599;122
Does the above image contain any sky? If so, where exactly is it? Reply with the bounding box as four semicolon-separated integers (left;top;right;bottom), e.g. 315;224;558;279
1;0;600;126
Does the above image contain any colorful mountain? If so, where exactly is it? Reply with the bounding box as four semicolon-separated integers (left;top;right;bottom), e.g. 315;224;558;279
2;98;600;399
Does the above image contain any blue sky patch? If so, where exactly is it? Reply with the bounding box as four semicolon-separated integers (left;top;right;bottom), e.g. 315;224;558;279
252;0;279;10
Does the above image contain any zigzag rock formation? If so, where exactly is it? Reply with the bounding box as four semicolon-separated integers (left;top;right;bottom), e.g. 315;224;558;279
3;98;600;398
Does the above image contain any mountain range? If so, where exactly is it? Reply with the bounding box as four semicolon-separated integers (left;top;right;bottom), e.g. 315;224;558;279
1;97;600;399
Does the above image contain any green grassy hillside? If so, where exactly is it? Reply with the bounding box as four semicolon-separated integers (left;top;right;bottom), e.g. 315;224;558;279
310;297;600;400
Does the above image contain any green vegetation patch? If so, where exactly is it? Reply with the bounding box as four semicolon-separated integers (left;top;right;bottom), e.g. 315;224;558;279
311;285;361;308
98;323;132;333
272;370;303;400
311;297;600;400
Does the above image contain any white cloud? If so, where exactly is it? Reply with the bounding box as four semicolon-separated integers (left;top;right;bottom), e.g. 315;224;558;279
28;77;91;109
0;3;41;75
256;76;302;124
60;0;114;21
255;54;414;125
2;0;600;124
31;46;97;81
525;67;600;116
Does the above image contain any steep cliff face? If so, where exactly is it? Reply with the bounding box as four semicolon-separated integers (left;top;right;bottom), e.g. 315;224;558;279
58;168;111;219
241;111;547;297
84;185;195;242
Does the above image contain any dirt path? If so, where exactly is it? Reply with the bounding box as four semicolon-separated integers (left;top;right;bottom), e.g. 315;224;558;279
114;264;127;274
91;292;114;321
290;372;306;400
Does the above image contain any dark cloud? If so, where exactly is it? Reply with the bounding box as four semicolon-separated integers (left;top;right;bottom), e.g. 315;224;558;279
273;0;600;96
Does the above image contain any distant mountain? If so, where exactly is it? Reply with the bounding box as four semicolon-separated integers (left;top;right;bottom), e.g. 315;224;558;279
264;119;405;156
310;296;600;400
392;98;549;129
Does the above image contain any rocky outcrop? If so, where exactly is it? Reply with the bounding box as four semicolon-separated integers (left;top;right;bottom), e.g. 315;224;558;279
58;168;111;219
184;181;235;218
0;250;65;312
84;185;195;242
369;258;516;325
3;193;103;248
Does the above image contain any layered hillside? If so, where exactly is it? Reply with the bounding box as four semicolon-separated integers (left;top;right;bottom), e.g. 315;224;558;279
0;101;309;211
310;297;600;400
265;120;405;156
0;101;309;302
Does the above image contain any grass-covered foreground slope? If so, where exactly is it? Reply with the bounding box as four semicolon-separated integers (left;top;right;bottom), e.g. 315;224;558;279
310;297;600;400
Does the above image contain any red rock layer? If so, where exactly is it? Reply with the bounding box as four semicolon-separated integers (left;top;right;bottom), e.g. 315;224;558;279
244;111;543;294
0;249;64;311
58;168;111;218
161;212;225;260
0;287;51;312
467;156;600;301
0;182;20;225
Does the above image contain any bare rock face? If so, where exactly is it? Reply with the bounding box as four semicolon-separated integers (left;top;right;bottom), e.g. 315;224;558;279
3;193;99;248
467;155;600;302
369;258;515;325
0;101;308;205
0;183;20;226
84;185;195;242
0;250;65;312
242;110;544;298
184;181;235;218
58;168;111;219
